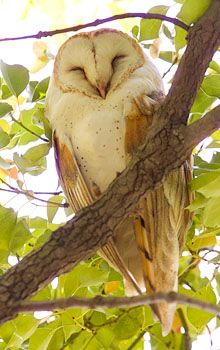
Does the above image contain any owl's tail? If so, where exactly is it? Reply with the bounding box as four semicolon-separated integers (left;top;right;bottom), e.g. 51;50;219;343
133;205;179;336
132;164;192;336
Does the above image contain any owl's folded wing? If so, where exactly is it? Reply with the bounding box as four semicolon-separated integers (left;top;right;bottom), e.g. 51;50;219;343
123;95;193;335
53;132;93;212
53;131;142;293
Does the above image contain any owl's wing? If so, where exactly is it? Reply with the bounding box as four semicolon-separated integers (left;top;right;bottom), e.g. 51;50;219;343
53;132;93;212
123;96;193;335
53;131;142;293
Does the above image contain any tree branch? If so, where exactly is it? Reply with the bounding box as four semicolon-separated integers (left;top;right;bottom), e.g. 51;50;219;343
185;105;220;148
17;291;220;316
0;13;189;42
161;0;220;125
0;1;219;326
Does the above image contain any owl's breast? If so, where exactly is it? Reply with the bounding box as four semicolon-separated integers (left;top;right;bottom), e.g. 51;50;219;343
52;93;131;192
70;98;127;192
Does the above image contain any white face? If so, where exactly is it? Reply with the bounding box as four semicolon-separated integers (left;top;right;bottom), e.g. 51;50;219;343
54;29;145;98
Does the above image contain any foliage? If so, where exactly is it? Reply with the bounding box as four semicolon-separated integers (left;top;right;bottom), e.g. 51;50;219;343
0;0;219;349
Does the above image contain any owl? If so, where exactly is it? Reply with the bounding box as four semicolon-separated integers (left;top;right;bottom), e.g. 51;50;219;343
45;29;192;335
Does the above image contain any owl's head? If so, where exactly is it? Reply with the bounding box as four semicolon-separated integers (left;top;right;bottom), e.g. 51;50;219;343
53;29;145;98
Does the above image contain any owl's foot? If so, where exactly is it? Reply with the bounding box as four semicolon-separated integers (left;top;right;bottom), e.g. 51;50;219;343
134;90;164;116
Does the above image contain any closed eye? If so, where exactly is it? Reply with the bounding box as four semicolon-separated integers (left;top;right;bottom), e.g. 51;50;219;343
69;67;86;76
70;67;83;71
111;55;126;70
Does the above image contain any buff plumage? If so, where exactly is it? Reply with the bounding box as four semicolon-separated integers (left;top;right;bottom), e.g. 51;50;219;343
45;29;192;335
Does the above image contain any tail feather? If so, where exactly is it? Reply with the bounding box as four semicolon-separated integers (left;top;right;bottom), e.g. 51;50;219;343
132;165;191;335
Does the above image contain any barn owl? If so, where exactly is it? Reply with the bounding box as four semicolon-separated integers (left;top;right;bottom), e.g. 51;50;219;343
45;29;192;335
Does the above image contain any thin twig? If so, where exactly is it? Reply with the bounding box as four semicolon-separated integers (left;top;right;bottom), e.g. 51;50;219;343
0;13;189;42
178;309;192;350
162;55;179;78
17;291;220;315
206;324;213;349
33;190;63;195
0;180;69;208
10;113;49;143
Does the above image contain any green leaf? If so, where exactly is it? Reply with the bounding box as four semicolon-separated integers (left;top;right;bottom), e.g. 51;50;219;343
113;312;140;340
159;51;173;63
1;84;12;99
0;205;16;251
35;229;52;248
187;194;208;211
13;152;47;175
24;143;50;162
67;332;93;349
0;249;9;264
139;6;169;41
0;60;29;97
209;60;220;74
61;310;82;342
215;273;220;295
162;24;173;41
187;285;216;330
131;25;139;38
9;218;31;253
212;130;220;141
188;230;217;250
31;285;52;302
149;323;172;349
33;107;52;141
202;74;220;98
32;77;50;102
0;206;31;254
47;195;65;222
191;171;220;195
0;315;39;348
27;80;38;101
177;0;211;25
29;328;58;350
64;264;109;296
0;127;10;148
29;216;48;229
13;143;50;175
47;328;64;350
95;327;116;349
203;197;220;226
90;311;107;326
174;26;187;51
0;102;12;118
191;88;216;114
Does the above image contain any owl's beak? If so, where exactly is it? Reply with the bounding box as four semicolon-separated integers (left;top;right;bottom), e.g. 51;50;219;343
97;82;106;99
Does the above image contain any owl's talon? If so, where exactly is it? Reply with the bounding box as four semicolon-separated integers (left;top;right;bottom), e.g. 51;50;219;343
91;181;101;198
135;91;165;116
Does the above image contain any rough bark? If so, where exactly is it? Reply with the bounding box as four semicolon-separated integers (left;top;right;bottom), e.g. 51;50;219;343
162;0;220;125
0;0;220;325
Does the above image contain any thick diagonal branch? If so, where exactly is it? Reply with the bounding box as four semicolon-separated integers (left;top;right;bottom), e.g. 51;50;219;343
0;1;219;325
